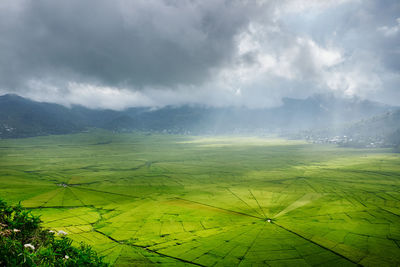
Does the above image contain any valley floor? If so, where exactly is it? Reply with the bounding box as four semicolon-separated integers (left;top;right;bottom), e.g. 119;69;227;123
0;132;399;266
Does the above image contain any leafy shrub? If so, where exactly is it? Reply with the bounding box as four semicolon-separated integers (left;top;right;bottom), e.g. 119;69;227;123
0;199;107;266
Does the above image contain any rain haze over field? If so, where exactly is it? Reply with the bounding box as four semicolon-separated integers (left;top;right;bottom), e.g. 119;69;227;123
0;0;399;110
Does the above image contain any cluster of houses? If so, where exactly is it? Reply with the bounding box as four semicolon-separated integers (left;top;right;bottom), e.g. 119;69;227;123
304;134;388;148
0;124;15;138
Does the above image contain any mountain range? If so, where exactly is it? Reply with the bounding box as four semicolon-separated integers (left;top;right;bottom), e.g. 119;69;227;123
0;93;398;149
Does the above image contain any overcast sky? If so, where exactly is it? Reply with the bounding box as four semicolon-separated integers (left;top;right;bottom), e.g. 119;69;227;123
0;0;399;109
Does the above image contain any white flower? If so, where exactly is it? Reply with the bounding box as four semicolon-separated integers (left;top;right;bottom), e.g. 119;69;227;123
13;229;20;233
58;230;67;235
24;243;35;250
49;230;55;233
64;255;69;259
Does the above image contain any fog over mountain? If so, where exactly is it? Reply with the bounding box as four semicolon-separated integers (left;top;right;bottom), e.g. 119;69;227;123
0;0;399;109
1;94;397;141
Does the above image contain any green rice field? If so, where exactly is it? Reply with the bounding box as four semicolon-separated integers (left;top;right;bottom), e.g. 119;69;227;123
1;131;400;266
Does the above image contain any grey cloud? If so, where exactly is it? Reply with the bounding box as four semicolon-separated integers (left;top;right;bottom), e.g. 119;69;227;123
0;0;257;90
261;0;400;99
0;0;399;109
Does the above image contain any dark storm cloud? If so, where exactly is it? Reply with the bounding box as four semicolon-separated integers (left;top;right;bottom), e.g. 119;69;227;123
0;0;399;109
0;0;256;89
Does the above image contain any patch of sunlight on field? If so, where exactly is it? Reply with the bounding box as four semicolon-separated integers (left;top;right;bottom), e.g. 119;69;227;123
177;136;307;147
294;152;400;171
0;131;399;266
273;193;322;218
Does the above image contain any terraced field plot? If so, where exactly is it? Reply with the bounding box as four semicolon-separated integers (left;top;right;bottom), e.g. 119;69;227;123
1;132;400;266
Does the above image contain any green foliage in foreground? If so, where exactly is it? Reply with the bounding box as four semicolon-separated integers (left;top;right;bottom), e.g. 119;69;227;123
0;199;107;266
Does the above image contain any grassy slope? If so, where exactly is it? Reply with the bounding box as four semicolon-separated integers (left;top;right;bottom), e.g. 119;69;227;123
0;132;399;266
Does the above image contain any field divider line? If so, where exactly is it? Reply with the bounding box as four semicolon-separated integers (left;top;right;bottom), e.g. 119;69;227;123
226;188;265;218
343;191;367;208
238;223;267;267
25;205;117;211
173;197;264;220
248;189;268;218
211;224;263;267
35;188;64;208
67;187;87;206
272;222;361;266
74;186;138;199
384;192;400;201
72;187;119;204
98;244;121;257
388;238;400;249
300;178;319;193
374;206;400;218
193;223;258;264
93;229;205;267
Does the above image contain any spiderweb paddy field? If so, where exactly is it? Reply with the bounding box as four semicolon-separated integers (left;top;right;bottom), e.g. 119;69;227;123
0;132;400;266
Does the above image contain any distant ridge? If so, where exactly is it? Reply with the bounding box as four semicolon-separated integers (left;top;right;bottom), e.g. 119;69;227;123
294;109;400;149
0;93;395;139
0;94;83;138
